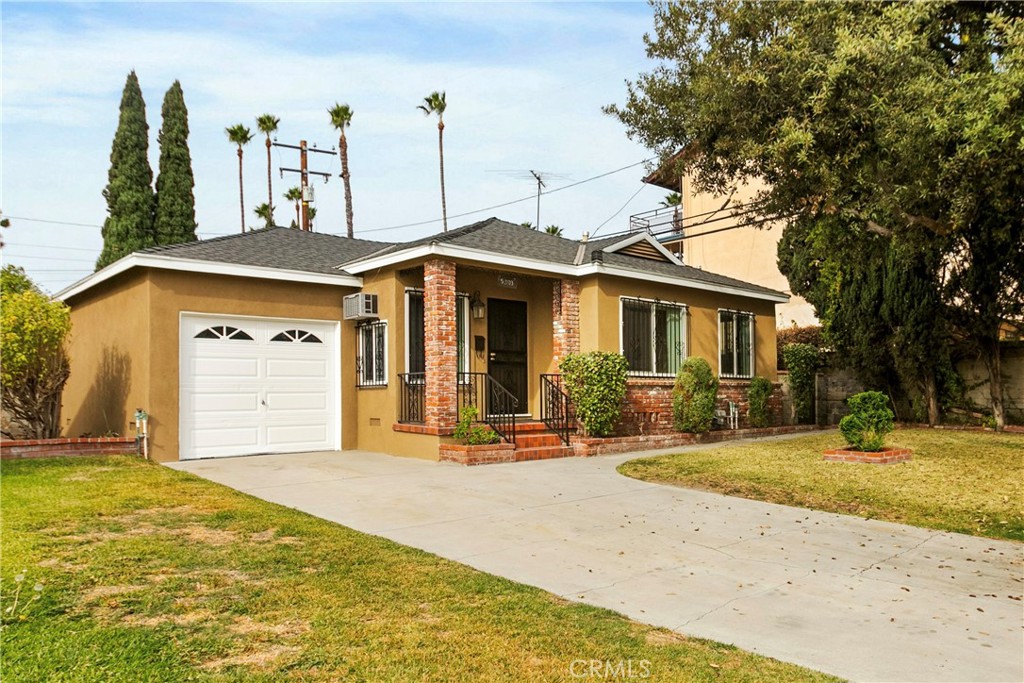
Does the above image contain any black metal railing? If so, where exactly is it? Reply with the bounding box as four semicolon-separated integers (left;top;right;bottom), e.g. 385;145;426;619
397;372;425;423
458;371;518;446
540;374;575;445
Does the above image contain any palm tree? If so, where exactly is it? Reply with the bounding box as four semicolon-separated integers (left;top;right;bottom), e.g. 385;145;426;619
308;206;317;231
417;91;448;232
284;186;302;229
544;224;563;237
256;113;279;223
254;202;273;229
327;103;355;238
660;192;683;233
225;124;254;233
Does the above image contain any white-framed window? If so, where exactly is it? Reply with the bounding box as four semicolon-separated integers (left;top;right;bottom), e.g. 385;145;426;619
406;289;469;377
620;297;687;376
357;320;387;387
719;310;754;378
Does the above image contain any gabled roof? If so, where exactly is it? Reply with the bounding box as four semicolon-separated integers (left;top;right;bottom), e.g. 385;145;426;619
59;220;788;304
340;218;787;302
58;227;386;301
141;226;393;275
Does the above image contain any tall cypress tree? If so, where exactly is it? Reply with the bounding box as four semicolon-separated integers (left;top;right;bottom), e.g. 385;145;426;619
154;80;198;245
97;71;155;270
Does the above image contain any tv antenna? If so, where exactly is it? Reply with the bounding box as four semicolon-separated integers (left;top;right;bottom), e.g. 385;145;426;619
490;169;569;228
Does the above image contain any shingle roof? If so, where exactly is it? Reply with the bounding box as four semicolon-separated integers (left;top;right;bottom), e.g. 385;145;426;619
131;219;783;299
140;227;394;275
342;217;786;298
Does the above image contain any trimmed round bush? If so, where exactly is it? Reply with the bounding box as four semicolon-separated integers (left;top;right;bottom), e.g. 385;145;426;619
673;357;719;433
747;376;773;428
839;391;895;452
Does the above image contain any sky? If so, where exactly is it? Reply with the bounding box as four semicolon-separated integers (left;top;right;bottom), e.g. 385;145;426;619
1;1;669;294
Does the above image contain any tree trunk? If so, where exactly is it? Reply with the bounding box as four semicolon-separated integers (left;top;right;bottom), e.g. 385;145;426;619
438;121;448;232
294;201;300;229
237;147;245;233
985;336;1005;430
265;137;274;225
923;373;939;426
340;133;354;238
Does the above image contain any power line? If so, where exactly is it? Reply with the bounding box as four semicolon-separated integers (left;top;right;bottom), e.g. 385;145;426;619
3;242;100;253
591;186;647;237
346;158;656;236
8;156;655;241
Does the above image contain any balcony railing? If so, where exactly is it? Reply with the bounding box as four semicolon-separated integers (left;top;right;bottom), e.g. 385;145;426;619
628;205;683;235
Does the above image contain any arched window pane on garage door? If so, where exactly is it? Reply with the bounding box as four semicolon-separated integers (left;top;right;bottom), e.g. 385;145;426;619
194;325;254;340
270;329;323;343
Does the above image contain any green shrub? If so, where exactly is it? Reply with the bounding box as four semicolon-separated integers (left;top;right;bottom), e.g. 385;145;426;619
560;352;629;437
673;357;718;433
777;324;824;370
839;391;894;451
453;406;501;445
747;376;773;428
783;343;820;424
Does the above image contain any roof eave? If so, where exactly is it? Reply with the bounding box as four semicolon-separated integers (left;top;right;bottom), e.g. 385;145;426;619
57;253;364;302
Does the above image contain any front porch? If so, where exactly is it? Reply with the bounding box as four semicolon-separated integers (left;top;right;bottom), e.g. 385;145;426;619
389;258;580;458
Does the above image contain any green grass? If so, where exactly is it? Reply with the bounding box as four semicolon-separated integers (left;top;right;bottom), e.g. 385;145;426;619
0;456;836;682
619;429;1024;541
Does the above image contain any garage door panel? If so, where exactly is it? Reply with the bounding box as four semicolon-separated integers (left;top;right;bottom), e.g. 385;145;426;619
266;358;327;378
192;392;260;413
191;426;261;450
265;391;328;411
192;357;260;379
266;423;330;447
180;315;339;460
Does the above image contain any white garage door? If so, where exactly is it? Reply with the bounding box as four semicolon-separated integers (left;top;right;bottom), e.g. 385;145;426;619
179;314;340;459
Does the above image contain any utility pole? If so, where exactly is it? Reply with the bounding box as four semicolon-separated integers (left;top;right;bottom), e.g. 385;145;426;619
274;139;333;231
530;170;546;230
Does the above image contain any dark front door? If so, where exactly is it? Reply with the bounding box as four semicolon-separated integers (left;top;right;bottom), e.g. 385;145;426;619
487;298;528;413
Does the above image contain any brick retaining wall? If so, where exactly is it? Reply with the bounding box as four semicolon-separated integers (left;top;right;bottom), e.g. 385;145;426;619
572;425;821;457
1;437;138;460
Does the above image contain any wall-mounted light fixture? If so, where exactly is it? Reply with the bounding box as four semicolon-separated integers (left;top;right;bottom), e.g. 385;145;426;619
470;291;486;320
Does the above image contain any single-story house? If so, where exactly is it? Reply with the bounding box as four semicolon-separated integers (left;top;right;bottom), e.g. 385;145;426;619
58;218;788;463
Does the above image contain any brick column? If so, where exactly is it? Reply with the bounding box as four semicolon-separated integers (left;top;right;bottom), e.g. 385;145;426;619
552;278;580;369
424;259;458;430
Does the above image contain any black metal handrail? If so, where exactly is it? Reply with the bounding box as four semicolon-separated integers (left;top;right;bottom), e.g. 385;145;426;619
397;372;425;424
540;373;575;445
458;371;518;446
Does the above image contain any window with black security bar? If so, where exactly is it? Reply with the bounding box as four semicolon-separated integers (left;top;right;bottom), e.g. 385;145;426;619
356;320;387;387
406;290;469;378
719;310;754;378
621;298;686;376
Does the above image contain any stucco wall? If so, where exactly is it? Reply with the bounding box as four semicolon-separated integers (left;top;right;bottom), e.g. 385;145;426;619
581;273;778;382
63;271;151;440
678;174;816;327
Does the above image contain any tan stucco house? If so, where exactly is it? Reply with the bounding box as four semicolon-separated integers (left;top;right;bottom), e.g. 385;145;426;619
58;218;787;463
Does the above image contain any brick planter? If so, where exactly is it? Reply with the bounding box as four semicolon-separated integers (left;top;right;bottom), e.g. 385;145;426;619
438;442;515;466
1;437;138;460
823;447;912;465
572;425;821;457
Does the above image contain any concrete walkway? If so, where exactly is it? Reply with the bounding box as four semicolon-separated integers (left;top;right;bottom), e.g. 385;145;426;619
168;439;1024;682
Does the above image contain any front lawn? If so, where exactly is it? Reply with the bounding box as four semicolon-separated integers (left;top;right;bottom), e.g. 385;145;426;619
0;456;835;682
619;428;1023;541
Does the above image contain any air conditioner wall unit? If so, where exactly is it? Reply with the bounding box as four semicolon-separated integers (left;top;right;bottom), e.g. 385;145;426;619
343;293;379;320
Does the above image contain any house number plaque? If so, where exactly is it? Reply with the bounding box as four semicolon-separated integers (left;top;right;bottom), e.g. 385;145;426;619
497;274;518;289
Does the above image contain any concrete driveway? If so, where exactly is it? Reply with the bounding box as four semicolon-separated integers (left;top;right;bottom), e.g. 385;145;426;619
168;440;1024;682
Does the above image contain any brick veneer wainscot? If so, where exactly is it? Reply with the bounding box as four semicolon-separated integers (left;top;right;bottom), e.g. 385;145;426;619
617;378;783;435
424;259;458;430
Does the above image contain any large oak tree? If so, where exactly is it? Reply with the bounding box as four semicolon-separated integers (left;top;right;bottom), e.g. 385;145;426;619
609;1;1023;428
